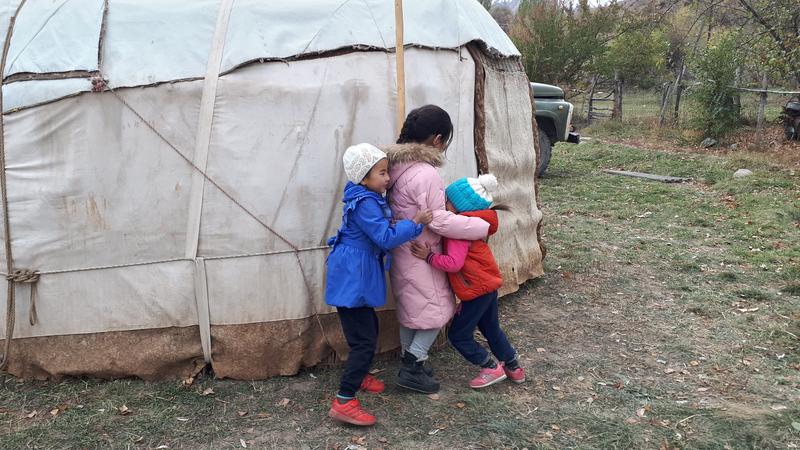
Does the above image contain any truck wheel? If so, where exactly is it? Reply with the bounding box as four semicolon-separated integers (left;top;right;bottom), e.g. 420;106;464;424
537;126;552;177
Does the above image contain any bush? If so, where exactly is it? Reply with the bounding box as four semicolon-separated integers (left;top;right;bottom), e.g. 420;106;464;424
691;33;741;138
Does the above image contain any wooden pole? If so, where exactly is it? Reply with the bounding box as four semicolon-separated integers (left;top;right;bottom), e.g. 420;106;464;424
587;75;597;124
612;69;622;120
673;63;685;123
658;81;673;128
394;0;406;134
755;72;768;145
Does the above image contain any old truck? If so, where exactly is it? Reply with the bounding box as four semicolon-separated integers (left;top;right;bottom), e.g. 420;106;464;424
531;82;580;176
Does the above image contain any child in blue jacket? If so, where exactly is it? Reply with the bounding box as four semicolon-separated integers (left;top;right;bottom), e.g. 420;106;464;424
326;143;432;426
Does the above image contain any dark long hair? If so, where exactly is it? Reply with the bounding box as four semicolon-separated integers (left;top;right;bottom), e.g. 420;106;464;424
396;105;454;147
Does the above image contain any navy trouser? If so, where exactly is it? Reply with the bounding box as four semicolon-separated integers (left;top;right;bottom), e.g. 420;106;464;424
448;291;516;366
337;306;379;398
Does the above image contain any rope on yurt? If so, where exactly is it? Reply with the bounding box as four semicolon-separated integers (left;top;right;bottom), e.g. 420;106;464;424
0;0;30;372
94;74;339;363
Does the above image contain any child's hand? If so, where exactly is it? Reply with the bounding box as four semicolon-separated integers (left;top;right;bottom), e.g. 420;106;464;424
410;241;432;260
412;209;433;225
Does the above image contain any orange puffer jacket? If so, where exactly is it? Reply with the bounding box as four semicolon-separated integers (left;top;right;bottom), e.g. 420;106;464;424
429;209;503;301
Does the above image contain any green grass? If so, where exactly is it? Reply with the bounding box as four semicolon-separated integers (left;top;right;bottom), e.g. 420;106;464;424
2;140;798;449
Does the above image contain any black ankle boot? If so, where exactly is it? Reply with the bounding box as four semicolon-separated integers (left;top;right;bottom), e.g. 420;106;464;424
397;351;440;394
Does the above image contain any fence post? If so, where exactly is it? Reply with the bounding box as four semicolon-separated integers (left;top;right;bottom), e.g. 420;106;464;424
733;67;742;116
755;73;768;145
612;69;622;120
587;75;597;124
658;81;673;128
673;64;685;123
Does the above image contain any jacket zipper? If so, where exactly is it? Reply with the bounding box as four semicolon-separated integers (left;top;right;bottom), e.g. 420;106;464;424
457;272;471;287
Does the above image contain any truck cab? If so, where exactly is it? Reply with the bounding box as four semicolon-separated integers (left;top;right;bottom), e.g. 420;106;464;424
531;82;580;176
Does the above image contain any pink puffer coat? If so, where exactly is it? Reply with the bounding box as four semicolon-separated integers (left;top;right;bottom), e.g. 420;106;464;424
385;144;490;329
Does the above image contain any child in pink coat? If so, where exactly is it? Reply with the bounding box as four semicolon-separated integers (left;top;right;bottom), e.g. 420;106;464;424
385;105;490;394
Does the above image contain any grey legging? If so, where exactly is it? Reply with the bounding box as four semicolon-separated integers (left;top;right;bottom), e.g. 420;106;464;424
399;325;440;361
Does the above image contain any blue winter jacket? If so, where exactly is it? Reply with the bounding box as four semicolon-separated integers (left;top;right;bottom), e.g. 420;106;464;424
325;182;423;308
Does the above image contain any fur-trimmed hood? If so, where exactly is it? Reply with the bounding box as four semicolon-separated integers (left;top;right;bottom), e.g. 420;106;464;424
383;143;444;190
383;143;444;167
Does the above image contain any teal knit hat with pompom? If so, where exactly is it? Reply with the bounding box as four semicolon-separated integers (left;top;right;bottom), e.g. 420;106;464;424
445;174;498;213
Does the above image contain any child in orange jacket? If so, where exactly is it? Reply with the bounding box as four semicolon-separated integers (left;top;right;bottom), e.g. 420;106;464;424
410;174;526;389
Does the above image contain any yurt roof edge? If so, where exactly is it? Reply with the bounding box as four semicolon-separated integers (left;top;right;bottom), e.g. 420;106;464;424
1;0;521;114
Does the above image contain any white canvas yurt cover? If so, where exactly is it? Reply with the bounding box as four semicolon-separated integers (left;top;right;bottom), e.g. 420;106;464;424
0;0;544;380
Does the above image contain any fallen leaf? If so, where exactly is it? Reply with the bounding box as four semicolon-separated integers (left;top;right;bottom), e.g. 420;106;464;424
664;368;676;374
182;377;194;386
689;360;700;366
536;348;547;353
278;398;290;407
237;411;248;417
636;407;646;417
625;417;639;424
552;386;562;391
613;382;624;389
551;424;561;431
240;438;247;448
351;435;367;445
741;359;752;366
585;397;595;404
428;393;441;400
25;410;38;419
378;437;389;443
577;376;585;382
201;388;215;396
455;402;466;409
697;387;710;392
49;408;60;417
771;405;787;411
118;405;131;416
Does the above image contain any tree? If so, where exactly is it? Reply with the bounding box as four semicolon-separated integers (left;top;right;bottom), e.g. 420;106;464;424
595;28;669;88
510;0;621;87
732;0;800;84
490;6;515;32
691;32;742;137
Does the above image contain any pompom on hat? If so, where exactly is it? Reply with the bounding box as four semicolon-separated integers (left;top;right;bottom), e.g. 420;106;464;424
342;143;387;183
445;174;499;213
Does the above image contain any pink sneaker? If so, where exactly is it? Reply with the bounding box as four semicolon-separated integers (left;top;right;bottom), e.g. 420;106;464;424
502;363;526;383
469;364;507;389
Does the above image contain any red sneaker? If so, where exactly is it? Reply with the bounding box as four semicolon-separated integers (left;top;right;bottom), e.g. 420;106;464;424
469;364;507;389
360;374;385;394
328;398;376;426
502;363;526;384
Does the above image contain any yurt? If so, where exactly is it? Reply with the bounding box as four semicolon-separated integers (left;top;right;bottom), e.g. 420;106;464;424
0;0;544;380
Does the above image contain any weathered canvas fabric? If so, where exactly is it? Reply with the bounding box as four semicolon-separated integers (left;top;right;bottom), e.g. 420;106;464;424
0;0;542;379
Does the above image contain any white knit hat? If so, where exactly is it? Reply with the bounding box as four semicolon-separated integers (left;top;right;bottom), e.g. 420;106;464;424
342;143;387;183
